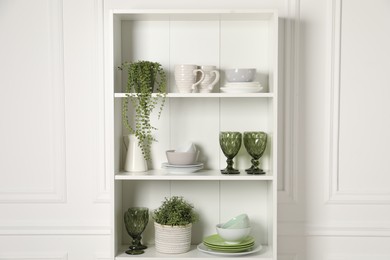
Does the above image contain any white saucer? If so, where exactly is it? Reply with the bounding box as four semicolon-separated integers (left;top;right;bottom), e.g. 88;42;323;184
162;162;203;168
225;82;261;87
197;243;263;256
220;86;263;93
162;164;203;174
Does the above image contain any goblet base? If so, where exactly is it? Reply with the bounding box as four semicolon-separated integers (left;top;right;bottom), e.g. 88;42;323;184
126;249;144;255
221;168;240;174
245;167;265;175
137;244;147;250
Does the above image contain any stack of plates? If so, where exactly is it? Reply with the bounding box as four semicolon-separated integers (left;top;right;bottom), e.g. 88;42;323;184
197;234;262;256
161;162;203;174
221;82;263;93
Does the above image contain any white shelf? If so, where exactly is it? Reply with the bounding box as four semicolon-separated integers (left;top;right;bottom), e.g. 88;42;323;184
116;245;273;260
114;93;274;98
115;170;274;181
108;8;278;260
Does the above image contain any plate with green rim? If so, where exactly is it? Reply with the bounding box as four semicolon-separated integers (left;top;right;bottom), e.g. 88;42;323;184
197;243;263;256
203;243;254;252
204;241;254;250
203;234;255;247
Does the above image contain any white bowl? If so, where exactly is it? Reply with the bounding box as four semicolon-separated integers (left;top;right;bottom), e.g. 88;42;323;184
216;224;251;244
221;214;250;229
176;142;197;153
225;68;256;82
166;150;198;165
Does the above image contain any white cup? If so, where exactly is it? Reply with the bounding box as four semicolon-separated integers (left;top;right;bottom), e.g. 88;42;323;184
197;65;220;93
174;64;205;93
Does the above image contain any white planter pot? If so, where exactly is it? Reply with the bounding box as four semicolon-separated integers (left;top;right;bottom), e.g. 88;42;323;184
154;222;192;254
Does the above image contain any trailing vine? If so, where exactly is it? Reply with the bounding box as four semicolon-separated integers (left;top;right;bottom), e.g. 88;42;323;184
119;60;167;161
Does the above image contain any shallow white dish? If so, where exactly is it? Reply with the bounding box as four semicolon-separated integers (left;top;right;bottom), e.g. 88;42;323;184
162;162;203;174
220;86;263;93
225;82;261;87
162;162;203;168
197;243;262;256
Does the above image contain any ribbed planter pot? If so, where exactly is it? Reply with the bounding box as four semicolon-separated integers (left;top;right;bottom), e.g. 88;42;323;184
154;222;192;254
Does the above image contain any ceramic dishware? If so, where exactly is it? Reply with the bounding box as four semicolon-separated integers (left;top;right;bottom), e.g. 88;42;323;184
216;224;251;244
197;65;220;93
221;214;250;229
176;142;197;153
166;150;199;165
174;64;205;93
225;68;256;82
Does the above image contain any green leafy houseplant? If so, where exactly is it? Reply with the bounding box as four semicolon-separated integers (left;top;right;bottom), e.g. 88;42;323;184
153;196;198;226
119;60;167;161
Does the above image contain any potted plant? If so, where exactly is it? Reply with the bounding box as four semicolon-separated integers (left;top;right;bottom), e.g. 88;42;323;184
119;60;167;163
153;196;198;254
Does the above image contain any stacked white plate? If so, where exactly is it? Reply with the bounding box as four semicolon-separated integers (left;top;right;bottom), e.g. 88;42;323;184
221;82;263;93
162;162;204;174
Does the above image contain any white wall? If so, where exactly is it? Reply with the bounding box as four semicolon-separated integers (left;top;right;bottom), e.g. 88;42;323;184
1;0;389;259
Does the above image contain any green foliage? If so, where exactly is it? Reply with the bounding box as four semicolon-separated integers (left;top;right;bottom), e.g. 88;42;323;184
153;196;198;226
119;60;167;161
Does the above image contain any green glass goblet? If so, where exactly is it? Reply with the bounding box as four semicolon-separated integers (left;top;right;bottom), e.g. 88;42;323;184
124;207;149;255
219;132;242;174
243;131;267;174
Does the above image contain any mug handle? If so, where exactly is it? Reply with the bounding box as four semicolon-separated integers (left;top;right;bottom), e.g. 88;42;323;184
207;70;220;90
192;69;205;90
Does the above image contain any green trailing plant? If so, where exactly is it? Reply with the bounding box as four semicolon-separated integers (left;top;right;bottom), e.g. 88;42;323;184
119;60;167;161
153;196;198;226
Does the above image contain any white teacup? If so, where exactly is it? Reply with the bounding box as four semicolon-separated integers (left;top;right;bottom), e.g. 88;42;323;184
175;64;205;93
197;65;220;93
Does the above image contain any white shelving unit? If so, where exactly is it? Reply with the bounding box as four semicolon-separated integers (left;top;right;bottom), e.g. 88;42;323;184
105;9;278;260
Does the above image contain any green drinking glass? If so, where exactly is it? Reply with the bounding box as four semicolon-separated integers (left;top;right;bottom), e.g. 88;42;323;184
124;207;149;255
219;132;242;174
243;132;267;174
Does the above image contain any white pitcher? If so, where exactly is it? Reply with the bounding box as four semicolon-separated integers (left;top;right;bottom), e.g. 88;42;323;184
124;134;147;172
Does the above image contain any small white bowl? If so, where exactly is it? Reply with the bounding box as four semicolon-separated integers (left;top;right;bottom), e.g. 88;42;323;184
216;224;251;244
166;150;198;165
225;68;256;82
221;214;250;229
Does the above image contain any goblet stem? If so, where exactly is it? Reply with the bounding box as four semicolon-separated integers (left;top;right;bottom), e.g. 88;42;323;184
245;158;265;174
221;158;240;174
130;235;147;250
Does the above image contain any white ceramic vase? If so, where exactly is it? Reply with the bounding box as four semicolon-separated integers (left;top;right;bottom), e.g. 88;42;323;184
124;134;147;172
154;222;192;254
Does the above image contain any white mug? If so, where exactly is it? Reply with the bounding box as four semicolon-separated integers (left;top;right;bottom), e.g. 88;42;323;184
197;65;220;93
174;64;205;93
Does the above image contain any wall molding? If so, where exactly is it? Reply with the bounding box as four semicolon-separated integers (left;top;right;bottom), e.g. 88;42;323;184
93;0;110;204
278;0;300;204
279;222;390;237
325;0;390;204
278;254;299;260
326;256;390;260
0;225;111;235
0;0;67;204
0;253;67;260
